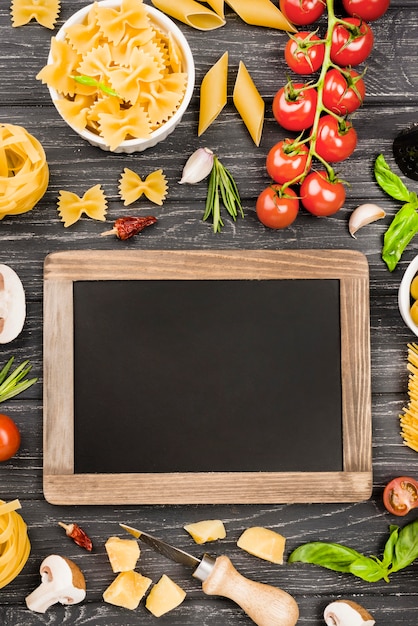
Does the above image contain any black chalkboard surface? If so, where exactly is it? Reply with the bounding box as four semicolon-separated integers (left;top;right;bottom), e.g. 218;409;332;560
43;249;372;505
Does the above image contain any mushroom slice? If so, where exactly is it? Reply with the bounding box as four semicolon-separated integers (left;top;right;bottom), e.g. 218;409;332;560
25;555;86;613
0;264;26;343
324;600;375;626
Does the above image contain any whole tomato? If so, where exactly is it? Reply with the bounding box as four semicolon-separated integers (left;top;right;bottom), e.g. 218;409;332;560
342;0;390;21
322;68;366;114
315;114;357;162
0;413;21;462
256;184;299;229
266;139;310;184
383;476;418;516
279;0;325;25
285;31;325;75
300;171;346;216
330;17;374;66
273;82;318;132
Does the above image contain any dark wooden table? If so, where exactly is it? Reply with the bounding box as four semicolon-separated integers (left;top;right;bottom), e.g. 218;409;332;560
0;1;417;624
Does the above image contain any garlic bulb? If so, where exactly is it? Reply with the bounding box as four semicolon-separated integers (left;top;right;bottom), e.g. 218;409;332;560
348;203;386;238
179;147;214;184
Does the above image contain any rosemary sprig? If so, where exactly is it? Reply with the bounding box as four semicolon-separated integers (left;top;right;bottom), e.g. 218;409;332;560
203;156;244;233
0;357;37;403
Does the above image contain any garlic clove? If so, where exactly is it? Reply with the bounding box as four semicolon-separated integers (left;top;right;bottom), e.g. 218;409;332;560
179;147;214;184
348;203;386;238
324;599;375;626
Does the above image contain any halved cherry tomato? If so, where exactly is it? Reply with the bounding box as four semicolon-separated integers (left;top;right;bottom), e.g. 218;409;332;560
322;68;366;115
300;171;346;216
0;413;21;462
330;17;374;66
342;0;390;21
273;82;318;132
315;115;357;163
285;31;325;75
266;139;310;184
383;476;418;516
279;0;325;25
256;184;299;229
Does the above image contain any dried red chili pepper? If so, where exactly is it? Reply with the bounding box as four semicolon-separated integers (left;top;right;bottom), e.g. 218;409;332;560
59;522;93;551
101;216;157;240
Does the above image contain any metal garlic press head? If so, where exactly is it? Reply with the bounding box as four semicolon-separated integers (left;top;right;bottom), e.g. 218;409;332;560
393;123;418;181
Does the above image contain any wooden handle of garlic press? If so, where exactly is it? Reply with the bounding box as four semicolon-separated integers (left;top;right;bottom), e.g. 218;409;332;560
202;555;299;626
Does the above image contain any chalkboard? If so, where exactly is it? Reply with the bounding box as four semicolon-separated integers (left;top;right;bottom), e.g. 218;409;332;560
43;249;372;505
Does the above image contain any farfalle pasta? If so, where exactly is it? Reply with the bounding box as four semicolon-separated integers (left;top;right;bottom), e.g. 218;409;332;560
11;0;60;29
57;184;107;227
119;168;168;206
37;0;189;151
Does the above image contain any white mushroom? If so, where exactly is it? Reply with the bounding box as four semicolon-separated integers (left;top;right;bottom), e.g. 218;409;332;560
324;600;375;626
25;554;86;613
0;264;26;344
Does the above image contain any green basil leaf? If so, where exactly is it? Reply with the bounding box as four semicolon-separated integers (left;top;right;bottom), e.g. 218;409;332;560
391;518;418;573
382;202;418;271
374;154;413;202
381;525;400;568
348;555;388;582
288;541;363;573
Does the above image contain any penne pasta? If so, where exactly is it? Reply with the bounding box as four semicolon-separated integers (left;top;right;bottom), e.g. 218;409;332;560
198;51;228;136
225;0;295;31
233;61;264;146
151;0;225;30
206;0;225;19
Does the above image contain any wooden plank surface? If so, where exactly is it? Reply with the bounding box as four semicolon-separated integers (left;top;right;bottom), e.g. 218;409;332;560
0;0;417;624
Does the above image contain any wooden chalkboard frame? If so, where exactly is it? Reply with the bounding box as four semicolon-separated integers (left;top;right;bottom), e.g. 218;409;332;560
43;249;372;505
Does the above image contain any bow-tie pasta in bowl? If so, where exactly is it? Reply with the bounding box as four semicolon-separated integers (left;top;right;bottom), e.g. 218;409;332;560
37;0;195;153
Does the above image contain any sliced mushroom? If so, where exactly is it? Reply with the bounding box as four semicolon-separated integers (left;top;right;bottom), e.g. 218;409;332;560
0;264;26;343
324;600;375;626
25;554;86;613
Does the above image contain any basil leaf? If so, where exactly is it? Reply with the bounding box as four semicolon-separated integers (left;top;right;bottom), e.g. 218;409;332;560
382;202;418;271
348;555;388;582
374;154;412;202
391;518;418;573
288;541;363;573
381;525;399;568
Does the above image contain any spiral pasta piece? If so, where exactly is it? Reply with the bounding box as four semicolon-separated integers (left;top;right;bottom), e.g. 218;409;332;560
0;499;31;589
0;124;49;220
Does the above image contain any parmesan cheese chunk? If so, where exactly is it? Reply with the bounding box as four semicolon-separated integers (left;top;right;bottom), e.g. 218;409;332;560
105;536;140;572
184;519;226;544
237;527;286;564
103;570;152;610
145;574;186;617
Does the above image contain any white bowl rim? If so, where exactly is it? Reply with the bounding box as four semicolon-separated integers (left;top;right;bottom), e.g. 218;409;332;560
48;0;195;150
398;254;418;336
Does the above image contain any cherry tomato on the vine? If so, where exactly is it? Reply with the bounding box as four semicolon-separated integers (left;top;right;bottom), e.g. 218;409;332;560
383;476;418;516
256;184;299;229
315;114;357;162
0;413;21;462
342;0;390;21
266;139;310;185
285;31;325;75
322;68;366;115
300;171;346;216
279;0;325;25
273;82;318;132
330;17;374;66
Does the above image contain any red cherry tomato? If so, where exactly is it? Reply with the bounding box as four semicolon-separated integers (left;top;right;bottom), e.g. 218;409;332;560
342;0;390;21
256;184;299;229
0;414;21;462
330;17;374;66
266;139;310;184
279;0;325;25
300;171;346;216
383;476;418;516
322;68;366;115
273;83;318;132
285;31;325;75
315;114;357;163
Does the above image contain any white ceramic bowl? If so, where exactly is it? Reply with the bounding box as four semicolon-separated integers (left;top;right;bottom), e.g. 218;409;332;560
48;1;195;153
398;254;418;336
